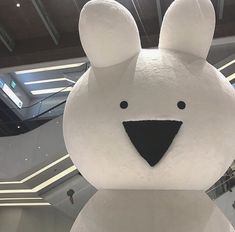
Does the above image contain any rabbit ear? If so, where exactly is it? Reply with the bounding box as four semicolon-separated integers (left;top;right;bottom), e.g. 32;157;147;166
79;0;141;67
159;0;215;59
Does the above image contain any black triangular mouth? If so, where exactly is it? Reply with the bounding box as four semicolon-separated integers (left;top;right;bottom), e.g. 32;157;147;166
123;120;183;167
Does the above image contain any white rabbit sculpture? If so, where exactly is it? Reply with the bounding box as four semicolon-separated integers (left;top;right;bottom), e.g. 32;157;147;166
63;0;235;231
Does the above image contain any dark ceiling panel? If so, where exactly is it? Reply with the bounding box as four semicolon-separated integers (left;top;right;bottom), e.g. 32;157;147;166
0;0;49;40
223;1;235;22
0;0;234;68
208;43;235;65
41;0;79;34
215;22;235;37
120;0;157;20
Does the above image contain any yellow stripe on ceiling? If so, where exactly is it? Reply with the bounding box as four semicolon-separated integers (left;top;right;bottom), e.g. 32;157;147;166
0;165;77;194
0;154;70;185
0;203;51;206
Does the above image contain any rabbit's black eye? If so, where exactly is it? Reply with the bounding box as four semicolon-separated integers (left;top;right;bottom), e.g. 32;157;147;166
177;101;186;110
120;101;128;109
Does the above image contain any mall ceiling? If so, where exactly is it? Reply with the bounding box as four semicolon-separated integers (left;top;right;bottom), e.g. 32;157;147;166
0;0;234;68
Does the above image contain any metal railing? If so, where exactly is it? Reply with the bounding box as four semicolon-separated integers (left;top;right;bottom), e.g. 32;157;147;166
207;166;235;200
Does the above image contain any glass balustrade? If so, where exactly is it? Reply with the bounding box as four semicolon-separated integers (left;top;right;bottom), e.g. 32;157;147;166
0;62;89;136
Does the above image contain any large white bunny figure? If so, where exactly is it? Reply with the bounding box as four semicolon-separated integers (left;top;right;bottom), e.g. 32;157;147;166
63;0;235;231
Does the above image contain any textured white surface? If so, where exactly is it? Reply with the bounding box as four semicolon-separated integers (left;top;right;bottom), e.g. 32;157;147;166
70;190;235;232
64;0;235;231
0;116;66;180
159;0;215;59
79;0;141;67
64;49;235;190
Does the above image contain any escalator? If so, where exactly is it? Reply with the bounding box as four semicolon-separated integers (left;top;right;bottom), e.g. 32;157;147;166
0;62;89;136
0;90;67;136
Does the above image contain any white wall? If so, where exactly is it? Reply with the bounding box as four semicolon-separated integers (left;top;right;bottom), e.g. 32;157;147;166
215;190;235;228
0;206;73;232
0;116;67;180
43;175;97;219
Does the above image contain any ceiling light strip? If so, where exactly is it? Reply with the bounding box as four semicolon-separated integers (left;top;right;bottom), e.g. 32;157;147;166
33;166;77;192
227;73;235;82
0;165;77;194
24;78;76;85
25;78;67;85
65;78;76;84
0;203;50;206
15;63;84;74
0;189;34;194
0;197;42;201
22;154;70;183
31;86;73;95
0;154;70;185
218;59;235;71
0;181;22;185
